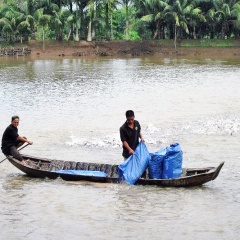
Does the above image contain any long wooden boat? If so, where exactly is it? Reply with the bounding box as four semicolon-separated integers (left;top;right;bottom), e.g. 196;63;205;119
7;154;224;187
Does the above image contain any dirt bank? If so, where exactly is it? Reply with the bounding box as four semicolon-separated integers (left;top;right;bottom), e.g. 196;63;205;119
6;40;240;58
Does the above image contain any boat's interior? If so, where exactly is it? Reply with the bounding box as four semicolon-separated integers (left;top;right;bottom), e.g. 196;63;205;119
19;155;215;179
22;156;120;178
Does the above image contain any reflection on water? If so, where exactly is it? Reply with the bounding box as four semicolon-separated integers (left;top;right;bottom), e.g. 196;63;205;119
0;56;240;239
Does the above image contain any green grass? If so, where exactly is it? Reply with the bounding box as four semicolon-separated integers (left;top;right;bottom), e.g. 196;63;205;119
0;42;30;48
180;39;240;47
1;39;240;48
145;39;240;47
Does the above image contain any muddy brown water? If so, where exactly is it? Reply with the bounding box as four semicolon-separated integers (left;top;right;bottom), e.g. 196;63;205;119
0;56;239;240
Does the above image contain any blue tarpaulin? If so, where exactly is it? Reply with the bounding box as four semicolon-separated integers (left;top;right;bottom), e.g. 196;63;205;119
162;143;183;179
149;148;166;179
52;170;108;177
118;141;150;185
118;142;183;183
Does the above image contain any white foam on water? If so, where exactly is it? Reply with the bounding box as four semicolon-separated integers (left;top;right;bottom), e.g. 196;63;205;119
144;122;159;133
181;115;240;135
64;115;239;151
65;134;122;148
143;123;167;145
65;123;168;149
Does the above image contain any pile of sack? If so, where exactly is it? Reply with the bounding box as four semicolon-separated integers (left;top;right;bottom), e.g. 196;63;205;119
118;142;183;185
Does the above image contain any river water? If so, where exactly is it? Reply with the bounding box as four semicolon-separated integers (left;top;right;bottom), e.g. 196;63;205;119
0;55;239;240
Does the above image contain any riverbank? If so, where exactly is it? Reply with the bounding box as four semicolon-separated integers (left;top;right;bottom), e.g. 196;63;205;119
1;39;240;58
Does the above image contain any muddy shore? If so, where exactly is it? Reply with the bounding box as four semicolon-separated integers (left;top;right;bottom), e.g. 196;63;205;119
2;40;240;58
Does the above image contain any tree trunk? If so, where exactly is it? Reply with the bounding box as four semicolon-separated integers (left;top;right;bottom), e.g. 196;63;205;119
125;2;129;40
125;20;129;40
69;24;74;41
87;19;92;41
174;25;177;50
42;26;45;52
105;3;109;39
193;25;196;39
67;27;72;41
78;4;84;40
56;30;62;41
110;15;113;40
221;27;224;39
160;24;165;39
153;21;158;39
169;24;174;39
221;22;226;39
75;27;79;41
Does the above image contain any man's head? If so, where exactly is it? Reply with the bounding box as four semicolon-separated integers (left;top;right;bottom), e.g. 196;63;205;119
126;110;134;118
126;110;134;124
11;115;19;128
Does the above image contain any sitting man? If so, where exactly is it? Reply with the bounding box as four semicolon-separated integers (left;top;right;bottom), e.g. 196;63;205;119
1;115;33;161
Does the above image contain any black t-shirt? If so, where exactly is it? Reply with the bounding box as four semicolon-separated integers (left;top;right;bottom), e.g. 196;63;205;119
120;120;141;158
1;124;19;155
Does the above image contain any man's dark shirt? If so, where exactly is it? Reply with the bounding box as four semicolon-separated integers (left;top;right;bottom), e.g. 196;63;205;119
1;124;19;155
120;120;141;158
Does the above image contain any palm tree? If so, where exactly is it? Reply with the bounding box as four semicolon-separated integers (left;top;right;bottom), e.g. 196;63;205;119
231;1;240;38
76;0;89;40
103;0;118;39
66;9;83;41
86;0;95;41
213;0;232;38
17;15;34;42
203;0;240;39
163;0;206;48
0;4;31;42
119;0;132;40
51;7;71;40
136;0;168;39
34;8;51;51
86;0;104;41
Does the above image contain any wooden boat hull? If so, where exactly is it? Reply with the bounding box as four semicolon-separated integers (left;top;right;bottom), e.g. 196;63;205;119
7;154;224;187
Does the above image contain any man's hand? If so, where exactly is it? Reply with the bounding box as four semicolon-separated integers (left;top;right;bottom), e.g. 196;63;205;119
27;140;33;145
128;149;134;155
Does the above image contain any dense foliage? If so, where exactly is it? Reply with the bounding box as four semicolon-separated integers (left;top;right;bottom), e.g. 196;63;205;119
1;0;240;43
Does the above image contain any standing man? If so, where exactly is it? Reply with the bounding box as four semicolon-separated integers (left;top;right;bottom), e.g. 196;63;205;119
120;110;144;159
1;115;33;161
